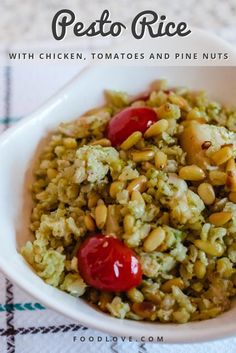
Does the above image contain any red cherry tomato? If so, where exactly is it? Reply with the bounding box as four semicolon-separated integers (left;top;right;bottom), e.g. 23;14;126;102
77;234;142;292
107;107;157;146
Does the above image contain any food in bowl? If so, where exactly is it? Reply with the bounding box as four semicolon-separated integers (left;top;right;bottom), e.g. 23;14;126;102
21;80;236;324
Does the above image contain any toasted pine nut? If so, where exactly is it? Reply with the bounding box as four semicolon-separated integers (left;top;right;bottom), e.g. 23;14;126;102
105;205;120;235
141;162;155;170
97;199;105;206
99;292;113;312
194;260;206;279
226;158;236;191
109;181;125;199
229;192;236;203
209;211;232;226
88;193;100;209
194;239;224;257
160;278;185;293
226;173;236;192
155;103;181;120
120;131;142;150
158;212;169;226
47;168;58;180
63;137;77;149
132;302;156;319
84;214;96;231
123;214;135;234
209;170;226;186
144;119;168;138
127;288;144;303
192;282;203;292
154;151;167;170
95;204;107;229
226;158;236;173
132;149;155;162
197;183;215;205
211;146;233;166
127;175;147;193
169;94;189;110
143;227;165;252
90;138;111;147
131;190;145;205
179;165;205;181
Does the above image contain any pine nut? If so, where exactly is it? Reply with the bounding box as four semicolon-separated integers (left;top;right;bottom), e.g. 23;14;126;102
160;278;184;293
226;158;236;173
47;168;58;180
169;94;189;110
105;205;120;235
226;173;236;192
209;211;232;226
209;170;226;186
120;131;142;150
143;227;166;252
229;192;236;203
131;190;145;205
90;138;111;147
154;151;167;170
88;193;100;209
192;282;203;292
194;239;224;257
151;79;168;91
97;199;105;206
132;149;155;162
84;214;96;231
142;162;155;170
95;204;107;229
127;176;147;193
226;158;236;191
197;183;215;205
194;260;206;279
144;119;168;138
99;292;112;312
179;165;205;181
127;288;144;303
211;146;233;166
155;103;181;120
123;214;135;234
109;181;125;199
158;212;169;226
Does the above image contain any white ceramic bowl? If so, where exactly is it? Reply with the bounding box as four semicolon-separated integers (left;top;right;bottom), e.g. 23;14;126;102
1;31;236;344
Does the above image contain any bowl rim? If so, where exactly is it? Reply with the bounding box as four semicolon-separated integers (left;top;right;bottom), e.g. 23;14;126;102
0;28;236;344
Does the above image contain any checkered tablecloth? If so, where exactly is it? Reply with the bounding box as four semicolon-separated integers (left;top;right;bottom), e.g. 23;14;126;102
0;62;236;353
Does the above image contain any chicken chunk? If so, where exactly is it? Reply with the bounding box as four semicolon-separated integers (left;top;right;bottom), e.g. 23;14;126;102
179;121;236;169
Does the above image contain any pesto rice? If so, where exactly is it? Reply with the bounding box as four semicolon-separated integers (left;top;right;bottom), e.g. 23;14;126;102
21;80;236;323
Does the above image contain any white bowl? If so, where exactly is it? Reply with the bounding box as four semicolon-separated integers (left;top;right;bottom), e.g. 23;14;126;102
1;31;236;344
